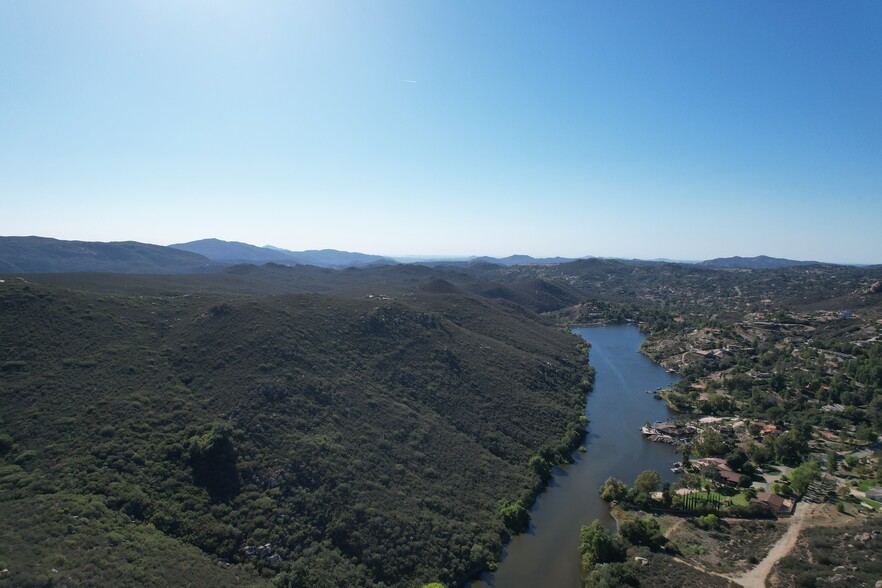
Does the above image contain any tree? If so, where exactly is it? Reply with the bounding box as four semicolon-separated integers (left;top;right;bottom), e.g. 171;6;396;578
856;424;877;443
826;449;838;474
661;482;674;508
789;461;821;496
868;396;882;433
579;520;627;570
633;470;661;494
186;424;240;501
624;487;653;510
770;373;786;392
619;516;664;550
694;428;729;457
694;513;721;530
680;443;692;470
529;454;552;482
678;472;703;491
725;449;748;472
698;465;721;488
773;430;809;466
583;562;639;588
497;499;529;534
599;477;629;503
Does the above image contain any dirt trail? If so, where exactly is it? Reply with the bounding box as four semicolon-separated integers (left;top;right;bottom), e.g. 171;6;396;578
664;518;687;538
671;556;737;585
730;502;815;588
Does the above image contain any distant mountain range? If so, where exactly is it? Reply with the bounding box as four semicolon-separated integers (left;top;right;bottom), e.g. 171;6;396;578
698;255;822;269
0;237;398;274
405;254;585;268
0;235;851;274
0;236;220;274
170;238;396;269
472;254;580;266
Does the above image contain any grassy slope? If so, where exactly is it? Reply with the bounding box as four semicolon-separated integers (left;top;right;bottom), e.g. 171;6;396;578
0;275;588;587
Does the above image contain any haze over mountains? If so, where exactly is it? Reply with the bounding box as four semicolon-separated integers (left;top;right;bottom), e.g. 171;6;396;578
698;255;822;270
0;236;866;274
170;238;397;269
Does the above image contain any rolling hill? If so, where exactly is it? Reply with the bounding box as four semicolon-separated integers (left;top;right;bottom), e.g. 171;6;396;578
0;270;590;586
698;255;822;269
0;236;221;274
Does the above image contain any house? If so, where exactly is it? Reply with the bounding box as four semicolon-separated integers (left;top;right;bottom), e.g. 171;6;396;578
719;469;744;486
752;492;792;515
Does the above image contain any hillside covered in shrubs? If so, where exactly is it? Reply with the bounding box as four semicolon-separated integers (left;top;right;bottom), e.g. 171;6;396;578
0;271;591;586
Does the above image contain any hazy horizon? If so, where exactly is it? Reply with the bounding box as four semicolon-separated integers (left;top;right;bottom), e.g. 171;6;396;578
2;2;881;265
7;233;878;267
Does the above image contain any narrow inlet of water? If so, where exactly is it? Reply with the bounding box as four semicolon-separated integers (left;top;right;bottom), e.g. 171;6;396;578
471;324;681;588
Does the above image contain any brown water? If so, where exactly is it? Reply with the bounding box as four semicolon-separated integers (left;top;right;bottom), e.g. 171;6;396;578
470;324;680;588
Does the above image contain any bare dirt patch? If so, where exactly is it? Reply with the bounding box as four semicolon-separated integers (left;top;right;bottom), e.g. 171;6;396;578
665;517;788;575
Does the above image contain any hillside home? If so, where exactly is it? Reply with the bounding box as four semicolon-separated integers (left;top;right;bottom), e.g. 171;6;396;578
752;492;792;515
719;469;744;486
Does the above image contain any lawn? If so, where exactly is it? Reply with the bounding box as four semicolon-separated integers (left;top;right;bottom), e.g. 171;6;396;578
680;490;731;506
858;479;876;492
730;493;750;506
684;488;759;507
861;498;881;511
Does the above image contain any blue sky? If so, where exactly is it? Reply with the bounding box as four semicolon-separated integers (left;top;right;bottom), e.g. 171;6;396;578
2;1;880;263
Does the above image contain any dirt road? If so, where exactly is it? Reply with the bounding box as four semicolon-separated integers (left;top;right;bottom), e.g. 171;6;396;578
730;501;815;587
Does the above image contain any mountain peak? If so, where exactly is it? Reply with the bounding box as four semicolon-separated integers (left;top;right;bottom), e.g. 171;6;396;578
170;239;397;269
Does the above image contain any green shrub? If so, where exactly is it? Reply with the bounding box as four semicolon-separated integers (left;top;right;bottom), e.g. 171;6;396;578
498;500;529;535
579;520;627;570
695;513;721;530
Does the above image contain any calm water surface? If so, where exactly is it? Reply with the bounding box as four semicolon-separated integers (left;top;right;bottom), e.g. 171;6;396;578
471;324;680;588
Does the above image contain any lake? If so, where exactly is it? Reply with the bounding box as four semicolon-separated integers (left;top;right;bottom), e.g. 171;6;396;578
471;324;681;588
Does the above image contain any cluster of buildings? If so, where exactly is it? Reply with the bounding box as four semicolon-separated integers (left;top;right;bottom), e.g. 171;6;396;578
640;421;698;445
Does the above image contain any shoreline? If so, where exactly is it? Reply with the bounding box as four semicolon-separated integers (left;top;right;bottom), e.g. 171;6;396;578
472;324;681;587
